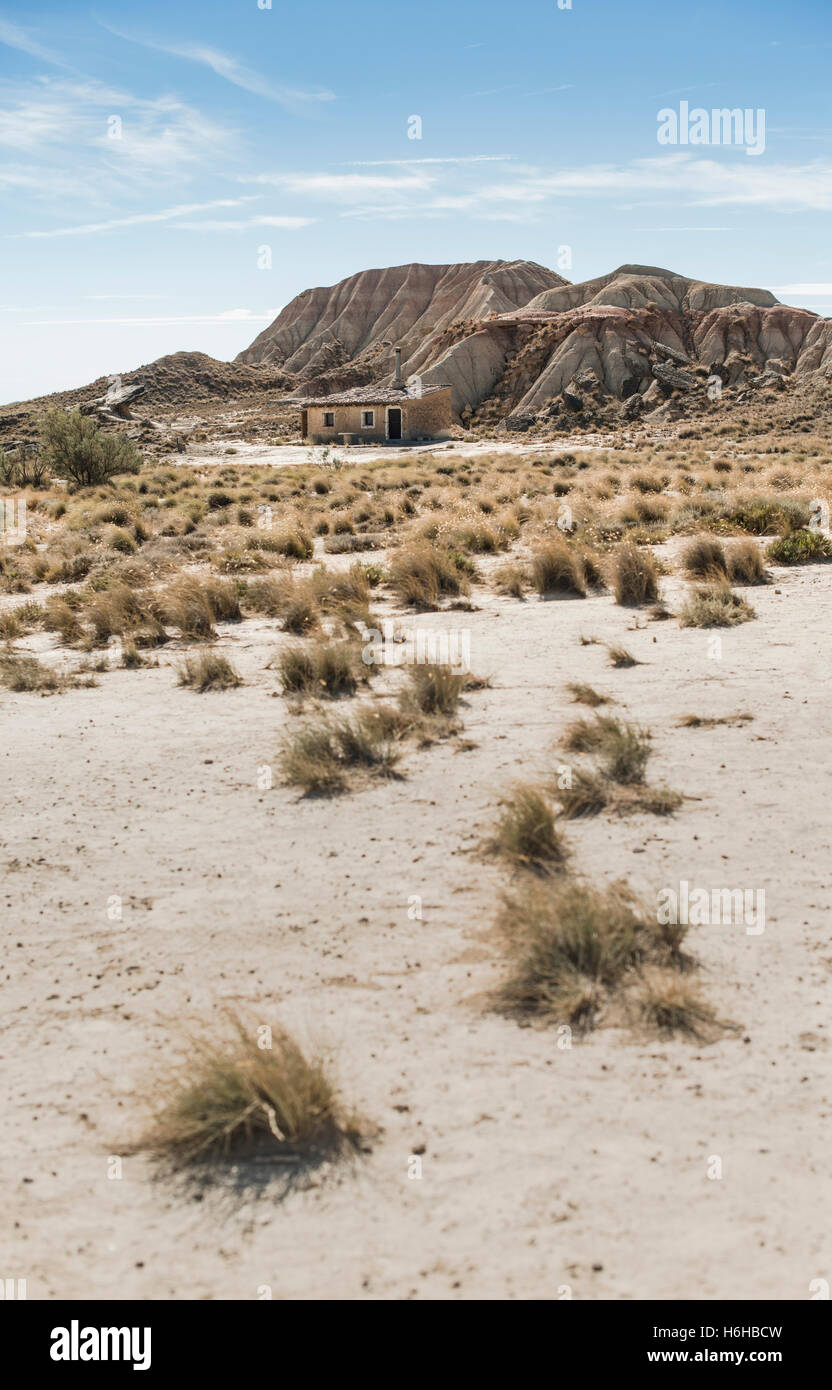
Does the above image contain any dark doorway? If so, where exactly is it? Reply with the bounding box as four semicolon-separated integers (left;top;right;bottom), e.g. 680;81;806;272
300;409;308;439
387;407;402;440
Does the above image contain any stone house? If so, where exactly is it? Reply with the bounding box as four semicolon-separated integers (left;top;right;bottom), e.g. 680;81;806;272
295;350;453;445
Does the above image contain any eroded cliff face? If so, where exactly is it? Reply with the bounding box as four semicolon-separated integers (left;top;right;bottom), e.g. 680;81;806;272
235;260;565;382
411;267;827;426
235;260;827;428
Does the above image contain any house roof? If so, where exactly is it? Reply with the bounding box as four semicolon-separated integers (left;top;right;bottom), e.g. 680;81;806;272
293;382;451;407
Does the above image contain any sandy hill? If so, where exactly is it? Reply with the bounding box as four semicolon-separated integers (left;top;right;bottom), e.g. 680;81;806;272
411;264;831;426
5;262;832;445
235;259;565;390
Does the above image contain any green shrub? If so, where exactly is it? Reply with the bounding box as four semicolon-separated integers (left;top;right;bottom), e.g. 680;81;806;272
38;409;141;487
767;529;832;565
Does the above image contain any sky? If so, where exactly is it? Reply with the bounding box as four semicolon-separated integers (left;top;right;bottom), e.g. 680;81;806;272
1;0;832;404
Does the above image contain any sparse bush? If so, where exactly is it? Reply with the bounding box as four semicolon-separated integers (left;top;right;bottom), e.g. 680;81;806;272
767;529;832;565
489;783;568;873
0;446;50;488
177;651;242;691
610;543;659;606
134;1013;362;1168
277;641;363;698
679;583;755;628
682;536;727;579
726;540;768;584
606;643;640;668
565;682;610;707
279;705;403;793
530;538;586;597
38;409;141;487
388;543;470;609
401;663;466;717
495;880;686;1031
637;970;724;1040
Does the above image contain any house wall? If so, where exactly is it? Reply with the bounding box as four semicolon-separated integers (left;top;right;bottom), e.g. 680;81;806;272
303;388;452;444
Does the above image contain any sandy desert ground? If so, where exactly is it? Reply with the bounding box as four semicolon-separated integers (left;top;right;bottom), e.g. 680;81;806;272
2;502;830;1300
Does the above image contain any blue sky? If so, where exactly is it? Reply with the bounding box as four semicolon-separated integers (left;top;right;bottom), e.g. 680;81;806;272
1;0;831;404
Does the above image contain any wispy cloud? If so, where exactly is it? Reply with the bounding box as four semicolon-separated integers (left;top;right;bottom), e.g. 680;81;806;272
0;17;68;67
771;283;832;295
85;293;166;301
23;308;276;327
100;22;335;113
171;215;315;232
521;155;832;210
0;77;239;178
247;171;434;198
16;197;260;238
340;156;513;167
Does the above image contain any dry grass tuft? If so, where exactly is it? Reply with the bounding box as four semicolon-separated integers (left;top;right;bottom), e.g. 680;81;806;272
562;714;651;785
401;662;467;717
637;970;727;1040
679;582;755;628
0;650;63;692
489;783;569;874
133;1013;363;1169
610;543;659;606
678;712;753;729
276;641;363;699
177;651;243;691
495;879;688;1031
530;538;585;597
388;543;470;609
279;705;404;794
606;643;640;668
725;540;768;585
565;681;611;707
682;536;728;579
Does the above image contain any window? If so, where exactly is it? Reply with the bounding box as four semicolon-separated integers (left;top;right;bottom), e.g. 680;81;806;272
323;411;335;428
361;410;375;428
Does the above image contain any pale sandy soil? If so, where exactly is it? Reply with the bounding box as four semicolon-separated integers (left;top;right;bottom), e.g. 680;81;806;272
2;555;831;1301
179;437;613;469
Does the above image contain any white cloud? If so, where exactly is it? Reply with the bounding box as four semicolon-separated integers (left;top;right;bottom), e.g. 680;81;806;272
100;23;335;113
85;293;166;301
250;152;832;227
16;197;259;238
0;77;239;180
0;18;67;67
171;215;314;232
519;155;832;210
341;156;513;167
771;283;832;295
248;171;434;198
23;308;275;327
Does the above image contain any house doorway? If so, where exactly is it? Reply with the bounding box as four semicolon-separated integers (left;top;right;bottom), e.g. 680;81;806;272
387;407;402;440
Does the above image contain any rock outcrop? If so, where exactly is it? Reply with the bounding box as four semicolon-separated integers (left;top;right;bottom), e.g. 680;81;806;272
410;265;827;425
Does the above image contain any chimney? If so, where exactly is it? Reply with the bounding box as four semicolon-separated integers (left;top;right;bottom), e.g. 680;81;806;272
394;347;402;386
